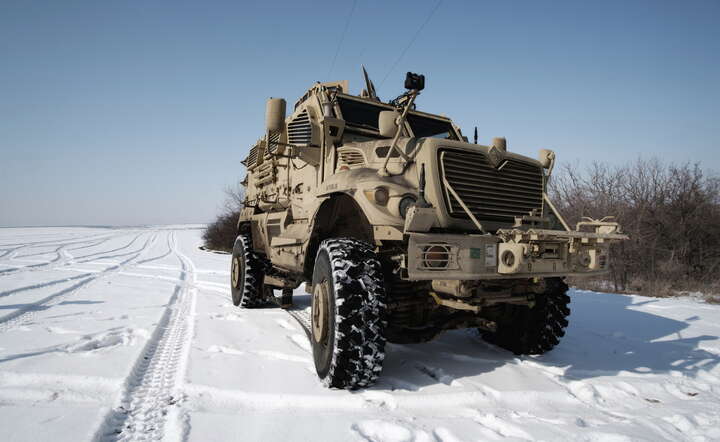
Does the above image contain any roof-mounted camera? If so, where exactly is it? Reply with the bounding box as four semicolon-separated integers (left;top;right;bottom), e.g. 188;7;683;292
404;72;425;91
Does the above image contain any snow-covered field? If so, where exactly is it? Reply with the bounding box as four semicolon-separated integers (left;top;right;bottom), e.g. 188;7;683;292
0;226;718;442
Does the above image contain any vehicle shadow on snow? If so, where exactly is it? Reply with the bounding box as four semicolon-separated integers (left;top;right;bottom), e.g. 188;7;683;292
290;292;504;391
375;335;510;391
538;290;720;380
373;289;719;390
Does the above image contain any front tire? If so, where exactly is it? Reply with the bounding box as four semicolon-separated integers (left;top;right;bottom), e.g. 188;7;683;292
311;238;387;389
482;278;571;355
230;233;267;308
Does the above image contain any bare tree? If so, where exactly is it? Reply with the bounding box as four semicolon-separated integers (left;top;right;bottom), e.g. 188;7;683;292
550;158;720;296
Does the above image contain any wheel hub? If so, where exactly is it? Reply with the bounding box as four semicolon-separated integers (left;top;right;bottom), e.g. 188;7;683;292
231;257;240;288
312;281;329;344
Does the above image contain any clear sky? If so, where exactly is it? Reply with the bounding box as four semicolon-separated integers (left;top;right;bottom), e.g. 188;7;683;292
1;0;718;226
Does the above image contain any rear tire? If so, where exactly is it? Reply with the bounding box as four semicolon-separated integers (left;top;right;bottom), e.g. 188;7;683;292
482;278;570;355
310;238;387;389
230;233;268;308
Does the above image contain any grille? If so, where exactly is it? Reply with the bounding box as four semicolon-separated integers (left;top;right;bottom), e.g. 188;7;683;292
439;149;543;223
417;243;458;271
337;148;365;168
288;110;312;146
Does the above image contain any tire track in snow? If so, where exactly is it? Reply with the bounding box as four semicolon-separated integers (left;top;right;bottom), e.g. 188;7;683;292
94;231;197;442
72;233;144;262
136;233;174;265
286;303;312;340
0;231;123;263
0;233;142;276
0;244;69;275
0;231;177;300
67;233;128;252
12;243;66;260
0;272;94;299
0;232;158;333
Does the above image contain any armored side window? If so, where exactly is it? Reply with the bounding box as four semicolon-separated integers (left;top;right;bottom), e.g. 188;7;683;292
337;97;383;132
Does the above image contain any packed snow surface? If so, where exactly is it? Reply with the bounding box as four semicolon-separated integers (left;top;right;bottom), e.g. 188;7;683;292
0;226;719;441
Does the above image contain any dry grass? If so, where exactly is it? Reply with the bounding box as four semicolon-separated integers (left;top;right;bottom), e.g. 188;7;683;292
569;275;720;304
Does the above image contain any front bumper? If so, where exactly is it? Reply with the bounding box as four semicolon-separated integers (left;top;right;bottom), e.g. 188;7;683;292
405;228;627;281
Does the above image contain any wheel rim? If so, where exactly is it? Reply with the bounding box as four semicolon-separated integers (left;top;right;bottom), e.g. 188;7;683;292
231;256;241;288
312;281;329;345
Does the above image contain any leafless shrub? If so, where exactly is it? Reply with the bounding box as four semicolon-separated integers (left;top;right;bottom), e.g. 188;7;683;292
550;158;720;297
202;184;245;252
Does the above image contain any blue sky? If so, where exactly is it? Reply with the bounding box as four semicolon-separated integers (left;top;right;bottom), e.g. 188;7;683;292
1;0;718;226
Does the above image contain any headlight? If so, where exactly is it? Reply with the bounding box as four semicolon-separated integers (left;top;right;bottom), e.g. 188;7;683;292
399;195;417;218
364;186;389;206
423;245;450;269
501;250;515;267
373;187;389;205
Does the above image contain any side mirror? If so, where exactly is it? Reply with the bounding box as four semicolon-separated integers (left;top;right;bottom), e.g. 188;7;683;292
538;149;555;169
378;110;400;138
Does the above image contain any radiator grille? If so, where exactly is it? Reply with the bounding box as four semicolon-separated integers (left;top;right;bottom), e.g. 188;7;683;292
439;149;543;223
287;110;312;146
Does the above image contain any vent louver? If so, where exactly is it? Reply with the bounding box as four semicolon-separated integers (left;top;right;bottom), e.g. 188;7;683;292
267;131;280;154
243;145;258;168
288;110;312;146
337;148;366;169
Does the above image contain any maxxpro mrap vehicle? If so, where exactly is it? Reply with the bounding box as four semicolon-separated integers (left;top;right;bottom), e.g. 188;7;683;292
230;69;627;389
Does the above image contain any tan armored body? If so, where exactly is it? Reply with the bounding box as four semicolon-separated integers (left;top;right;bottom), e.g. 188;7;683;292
229;70;627;389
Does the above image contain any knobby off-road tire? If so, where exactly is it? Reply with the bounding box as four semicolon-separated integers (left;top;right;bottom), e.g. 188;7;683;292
230;233;267;308
311;238;387;389
483;278;571;355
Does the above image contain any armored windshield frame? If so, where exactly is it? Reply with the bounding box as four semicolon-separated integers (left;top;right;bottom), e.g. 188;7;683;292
335;94;459;141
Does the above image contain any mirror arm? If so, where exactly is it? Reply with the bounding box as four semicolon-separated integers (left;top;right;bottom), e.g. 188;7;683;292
378;90;418;176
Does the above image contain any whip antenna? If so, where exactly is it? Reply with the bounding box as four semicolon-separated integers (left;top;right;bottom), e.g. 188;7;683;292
327;0;358;77
379;0;443;89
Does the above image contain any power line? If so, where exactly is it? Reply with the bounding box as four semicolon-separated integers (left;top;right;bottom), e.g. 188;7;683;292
327;0;358;78
379;0;443;89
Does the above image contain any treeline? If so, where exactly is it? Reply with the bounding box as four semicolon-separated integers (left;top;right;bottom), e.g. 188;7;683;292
550;158;720;296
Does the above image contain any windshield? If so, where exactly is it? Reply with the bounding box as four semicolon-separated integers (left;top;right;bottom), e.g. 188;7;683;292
406;113;456;139
337;96;458;140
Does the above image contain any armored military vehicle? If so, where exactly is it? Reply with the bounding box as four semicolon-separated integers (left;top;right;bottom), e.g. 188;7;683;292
230;69;627;389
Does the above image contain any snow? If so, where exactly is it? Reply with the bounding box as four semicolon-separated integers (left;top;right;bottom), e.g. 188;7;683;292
0;226;719;441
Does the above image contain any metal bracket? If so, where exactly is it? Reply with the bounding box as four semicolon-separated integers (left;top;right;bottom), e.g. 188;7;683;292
429;292;481;313
441;175;484;232
576;216;621;234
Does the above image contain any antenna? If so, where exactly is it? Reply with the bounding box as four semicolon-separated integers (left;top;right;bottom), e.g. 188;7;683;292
361;65;379;101
378;0;443;89
473;127;478;144
327;0;358;77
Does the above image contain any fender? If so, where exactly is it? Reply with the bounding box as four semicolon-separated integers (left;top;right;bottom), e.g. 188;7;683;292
302;192;373;279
